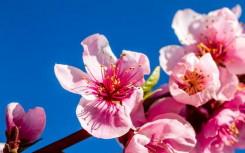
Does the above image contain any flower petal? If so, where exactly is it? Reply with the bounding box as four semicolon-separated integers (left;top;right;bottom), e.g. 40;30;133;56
19;107;46;142
130;89;147;129
5;103;25;132
225;36;245;75
123;50;150;75
147;97;184;121
0;143;4;153
124;134;150;153
159;45;186;75
216;66;239;101
231;4;242;19
234;124;245;149
172;9;202;45
82;34;117;81
54;64;95;100
208;7;238;22
118;50;150;87
76;97;132;139
139;113;196;153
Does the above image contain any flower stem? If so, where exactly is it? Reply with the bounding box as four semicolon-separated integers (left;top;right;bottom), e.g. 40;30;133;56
33;129;91;153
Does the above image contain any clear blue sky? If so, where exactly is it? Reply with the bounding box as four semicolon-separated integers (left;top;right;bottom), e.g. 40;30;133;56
0;0;244;152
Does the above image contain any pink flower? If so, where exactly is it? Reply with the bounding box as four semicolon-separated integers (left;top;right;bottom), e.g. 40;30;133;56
55;34;150;139
124;113;196;153
200;95;245;152
160;5;245;75
4;103;46;152
6;103;46;143
169;53;220;107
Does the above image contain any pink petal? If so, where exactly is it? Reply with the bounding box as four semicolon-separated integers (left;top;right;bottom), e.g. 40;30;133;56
124;134;150;153
172;9;201;45
122;50;150;75
130;89;147;129
19;107;46;142
187;13;241;45
159;45;186;75
231;5;242;19
118;51;150;87
76;97;132;139
54;64;95;100
139;113;196;153
234;124;245;149
0;143;5;153
5;103;25;132
225;36;245;75
81;34;117;81
208;7;238;22
125;114;196;153
216;66;239;101
147;97;184;121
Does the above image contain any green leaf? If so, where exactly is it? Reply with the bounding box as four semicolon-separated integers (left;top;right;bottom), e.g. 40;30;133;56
142;66;160;94
143;88;162;100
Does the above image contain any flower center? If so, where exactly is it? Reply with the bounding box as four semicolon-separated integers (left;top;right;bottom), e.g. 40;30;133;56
145;134;174;153
180;69;208;95
219;105;245;146
219;122;239;146
85;53;142;104
197;41;228;65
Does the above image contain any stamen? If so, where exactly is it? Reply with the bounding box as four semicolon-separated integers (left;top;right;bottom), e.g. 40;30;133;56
180;70;207;95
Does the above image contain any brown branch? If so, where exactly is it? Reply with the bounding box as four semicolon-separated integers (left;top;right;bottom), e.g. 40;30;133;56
33;129;91;153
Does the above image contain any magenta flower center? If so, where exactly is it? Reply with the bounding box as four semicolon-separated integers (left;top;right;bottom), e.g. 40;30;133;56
180;69;209;95
85;53;142;104
145;134;174;153
197;30;233;65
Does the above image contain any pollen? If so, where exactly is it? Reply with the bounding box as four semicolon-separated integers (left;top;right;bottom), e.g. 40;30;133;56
180;69;207;95
83;52;144;105
197;38;227;65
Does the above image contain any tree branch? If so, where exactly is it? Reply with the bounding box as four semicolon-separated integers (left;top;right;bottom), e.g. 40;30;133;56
33;129;91;153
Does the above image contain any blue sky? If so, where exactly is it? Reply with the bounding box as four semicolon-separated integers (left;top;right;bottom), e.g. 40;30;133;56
0;0;244;152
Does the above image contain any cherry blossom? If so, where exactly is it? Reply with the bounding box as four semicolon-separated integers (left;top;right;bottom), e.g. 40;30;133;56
169;53;220;107
55;34;150;138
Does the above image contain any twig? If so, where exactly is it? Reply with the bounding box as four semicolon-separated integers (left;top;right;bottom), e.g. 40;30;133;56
33;129;91;153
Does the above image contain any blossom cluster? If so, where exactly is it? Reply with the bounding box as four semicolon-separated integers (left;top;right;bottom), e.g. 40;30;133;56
1;4;245;153
53;5;245;153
